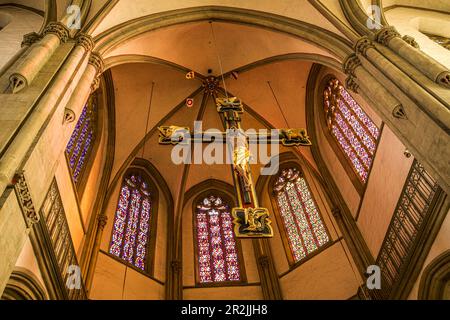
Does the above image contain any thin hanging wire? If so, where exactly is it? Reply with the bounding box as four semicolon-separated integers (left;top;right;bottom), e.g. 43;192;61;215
267;81;290;128
209;21;228;99
142;81;155;158
309;173;368;300
269;80;368;299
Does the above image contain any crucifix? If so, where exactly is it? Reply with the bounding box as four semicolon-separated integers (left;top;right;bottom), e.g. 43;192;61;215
158;76;312;238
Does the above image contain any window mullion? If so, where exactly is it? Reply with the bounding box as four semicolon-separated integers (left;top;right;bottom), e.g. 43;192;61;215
333;121;370;172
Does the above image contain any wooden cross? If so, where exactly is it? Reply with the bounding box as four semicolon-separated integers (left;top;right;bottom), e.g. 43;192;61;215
158;77;312;238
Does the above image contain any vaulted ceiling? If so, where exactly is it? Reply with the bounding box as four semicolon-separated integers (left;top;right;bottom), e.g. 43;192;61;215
107;21;327;196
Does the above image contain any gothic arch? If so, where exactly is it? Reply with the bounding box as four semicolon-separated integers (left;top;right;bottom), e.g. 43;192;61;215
91;6;353;60
1;267;47;300
418;250;450;300
183;179;248;287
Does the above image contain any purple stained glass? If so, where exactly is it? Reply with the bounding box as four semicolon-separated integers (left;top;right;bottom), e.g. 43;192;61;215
109;173;152;271
66;103;95;184
324;79;379;183
196;196;241;284
274;168;330;263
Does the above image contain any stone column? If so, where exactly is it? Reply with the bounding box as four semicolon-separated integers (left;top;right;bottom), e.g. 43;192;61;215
343;51;450;193
84;213;108;294
374;26;450;88
9;22;70;93
0;34;95;199
64;51;104;122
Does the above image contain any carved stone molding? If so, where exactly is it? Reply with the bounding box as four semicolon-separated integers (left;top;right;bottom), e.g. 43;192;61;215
12;172;39;227
402;35;420;49
88;52;104;92
332;208;341;218
171;260;182;273
258;255;270;268
355;36;375;57
88;52;104;74
437;71;450;89
97;213;108;230
345;76;360;94
392;105;408;120
343;54;362;76
42;22;70;43
76;34;95;52
375;26;400;46
63;108;76;124
21;32;42;48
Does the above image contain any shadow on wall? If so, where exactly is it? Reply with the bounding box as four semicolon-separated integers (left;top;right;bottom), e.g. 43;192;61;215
0;12;12;29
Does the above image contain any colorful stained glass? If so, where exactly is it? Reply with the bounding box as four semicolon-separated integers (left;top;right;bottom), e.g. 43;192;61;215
109;173;152;271
196;195;241;283
66;100;96;184
274;168;329;263
324;79;379;183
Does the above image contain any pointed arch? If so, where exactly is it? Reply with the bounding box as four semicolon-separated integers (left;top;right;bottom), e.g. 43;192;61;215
185;180;247;287
268;160;332;267
107;158;170;275
419;250;450;300
319;75;381;194
1;268;47;300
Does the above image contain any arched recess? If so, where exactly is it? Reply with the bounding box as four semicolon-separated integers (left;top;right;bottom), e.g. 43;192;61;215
89;157;173;299
318;74;382;196
305;63;375;279
418;250;450;300
1;267;47;300
267;160;332;268
181;180;264;299
107;157;173;275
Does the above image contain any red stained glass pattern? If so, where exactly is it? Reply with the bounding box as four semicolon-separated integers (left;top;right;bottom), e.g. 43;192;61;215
324;79;379;183
66;101;96;184
109;173;152;271
196;196;241;283
274;168;329;263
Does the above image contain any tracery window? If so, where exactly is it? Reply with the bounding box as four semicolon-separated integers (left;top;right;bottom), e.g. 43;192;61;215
273;167;330;263
195;195;241;284
324;78;380;184
109;172;153;272
66;96;97;185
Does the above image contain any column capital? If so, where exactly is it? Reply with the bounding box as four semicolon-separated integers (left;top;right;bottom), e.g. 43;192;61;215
88;52;104;92
21;32;42;48
375;26;400;46
355;36;374;57
343;54;361;76
88;52;104;75
43;22;70;43
345;76;360;94
402;35;420;49
97;213;108;230
76;33;95;52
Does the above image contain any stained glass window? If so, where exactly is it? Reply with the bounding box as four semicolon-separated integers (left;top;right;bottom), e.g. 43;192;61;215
66;97;96;185
109;172;153;271
324;78;380;183
195;195;241;284
273;168;330;263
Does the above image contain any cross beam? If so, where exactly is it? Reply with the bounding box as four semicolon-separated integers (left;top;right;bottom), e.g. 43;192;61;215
158;95;312;238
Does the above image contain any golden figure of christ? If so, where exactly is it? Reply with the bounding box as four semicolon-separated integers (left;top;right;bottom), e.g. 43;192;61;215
158;96;312;238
